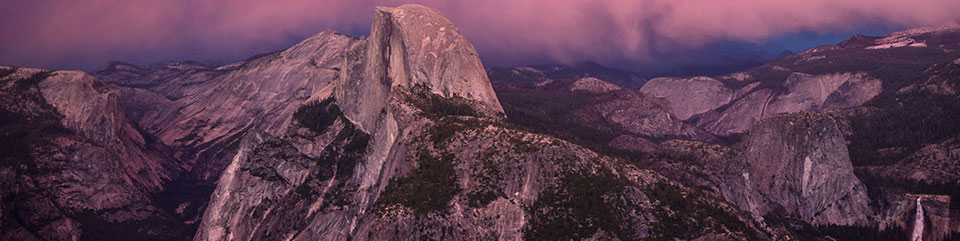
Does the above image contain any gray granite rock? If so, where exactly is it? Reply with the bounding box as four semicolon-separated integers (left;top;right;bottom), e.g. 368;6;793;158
724;112;874;226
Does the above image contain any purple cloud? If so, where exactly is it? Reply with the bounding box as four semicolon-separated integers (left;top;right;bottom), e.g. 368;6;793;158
1;0;958;71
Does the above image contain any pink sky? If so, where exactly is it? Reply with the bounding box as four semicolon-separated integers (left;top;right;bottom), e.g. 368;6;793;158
1;0;959;70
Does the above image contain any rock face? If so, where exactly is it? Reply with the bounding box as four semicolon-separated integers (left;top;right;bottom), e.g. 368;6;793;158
641;71;882;136
95;30;363;182
335;5;503;121
640;26;960;136
0;67;188;240
194;115;367;241
194;99;764;240
193;4;766;241
724;112;873;226
640;76;735;120
37;70;180;191
330;3;505;220
91;30;364;226
387;6;503;114
488;66;717;153
696;72;881;136
911;195;959;241
875;194;959;241
569;77;623;93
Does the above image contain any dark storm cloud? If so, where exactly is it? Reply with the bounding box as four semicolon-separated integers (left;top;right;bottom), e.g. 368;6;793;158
1;0;958;71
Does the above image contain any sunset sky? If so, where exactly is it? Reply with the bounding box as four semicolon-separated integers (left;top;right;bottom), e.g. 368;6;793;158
2;0;959;76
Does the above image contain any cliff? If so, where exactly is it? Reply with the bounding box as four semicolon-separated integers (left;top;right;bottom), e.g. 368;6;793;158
193;4;766;241
723;112;874;226
0;67;188;240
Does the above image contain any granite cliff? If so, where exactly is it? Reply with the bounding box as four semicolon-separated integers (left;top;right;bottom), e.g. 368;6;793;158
0;67;188;240
722;112;873;227
640;27;960;136
193;5;766;241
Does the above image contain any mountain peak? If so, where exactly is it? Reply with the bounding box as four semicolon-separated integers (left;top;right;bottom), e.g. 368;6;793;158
378;4;502;113
334;4;503;132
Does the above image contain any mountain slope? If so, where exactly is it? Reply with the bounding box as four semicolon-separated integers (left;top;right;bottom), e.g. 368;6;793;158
94;30;363;182
723;112;873;227
192;4;769;241
641;27;960;136
0;67;188;240
492;30;960;240
488;67;716;152
832;59;960;240
91;30;365;228
528;60;648;89
634;28;960;240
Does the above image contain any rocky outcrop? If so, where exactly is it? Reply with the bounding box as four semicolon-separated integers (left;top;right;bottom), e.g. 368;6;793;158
819;59;960;239
89;30;365;229
693;72;881;136
0;67;188;240
489;66;717;150
569;77;622;93
193;5;768;241
594;92;705;139
331;2;506;223
910;195;959;241
335;5;503;121
195;97;766;240
723;112;873;226
195;4;509;240
640;76;735;120
875;194;959;241
387;6;503;114
639;26;960;137
695;88;773;137
195;113;365;241
771;73;881;111
38;70;181;190
95;30;364;182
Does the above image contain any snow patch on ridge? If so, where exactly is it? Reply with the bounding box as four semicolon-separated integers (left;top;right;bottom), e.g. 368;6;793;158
867;25;960;50
867;39;925;49
805;55;826;61
888;26;958;37
728;72;751;81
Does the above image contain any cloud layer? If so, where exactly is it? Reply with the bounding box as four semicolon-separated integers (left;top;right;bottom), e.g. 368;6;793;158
2;0;959;71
